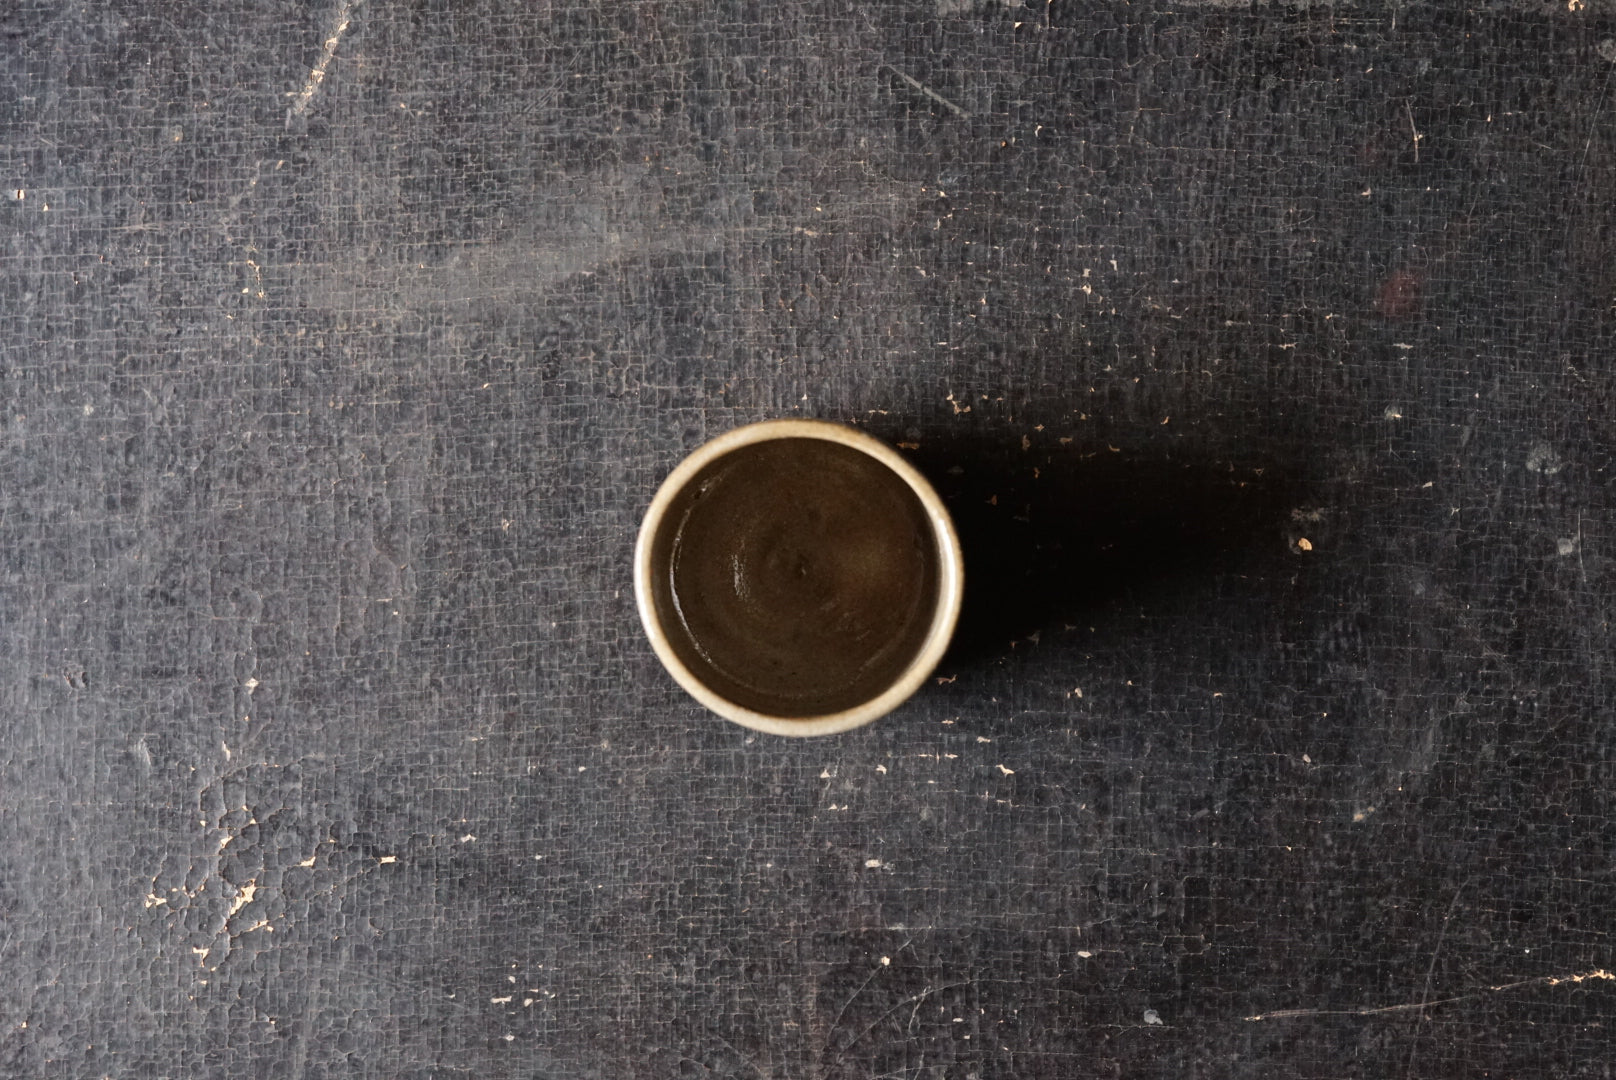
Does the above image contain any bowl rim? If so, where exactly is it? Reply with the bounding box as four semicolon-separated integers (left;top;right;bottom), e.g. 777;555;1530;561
634;418;965;737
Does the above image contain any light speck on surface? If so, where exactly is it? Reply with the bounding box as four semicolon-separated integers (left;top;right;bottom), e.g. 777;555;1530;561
227;882;257;918
1144;1008;1163;1025
1525;443;1563;474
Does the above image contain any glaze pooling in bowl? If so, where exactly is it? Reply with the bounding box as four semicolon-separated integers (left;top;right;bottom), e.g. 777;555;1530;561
659;437;939;718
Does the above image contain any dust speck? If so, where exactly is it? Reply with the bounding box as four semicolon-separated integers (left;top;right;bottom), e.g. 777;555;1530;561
1143;1008;1163;1025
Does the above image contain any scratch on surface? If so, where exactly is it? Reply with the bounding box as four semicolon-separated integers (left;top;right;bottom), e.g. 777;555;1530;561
1581;40;1616;178
830;981;972;1063
1245;969;1613;1021
1405;878;1472;1075
882;65;971;118
288;0;359;125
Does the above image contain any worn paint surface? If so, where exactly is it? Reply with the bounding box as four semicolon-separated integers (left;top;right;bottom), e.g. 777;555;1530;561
2;1;1615;1076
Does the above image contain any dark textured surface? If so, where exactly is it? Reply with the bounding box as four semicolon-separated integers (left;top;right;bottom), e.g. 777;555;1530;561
3;1;1615;1076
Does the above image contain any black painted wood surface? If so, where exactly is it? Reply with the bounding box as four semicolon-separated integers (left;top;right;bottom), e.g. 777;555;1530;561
3;2;1614;1076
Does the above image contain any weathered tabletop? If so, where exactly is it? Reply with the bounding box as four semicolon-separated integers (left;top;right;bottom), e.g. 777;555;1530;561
4;1;1615;1076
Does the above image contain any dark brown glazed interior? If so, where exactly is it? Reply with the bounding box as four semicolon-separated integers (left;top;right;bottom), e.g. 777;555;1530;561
648;437;940;718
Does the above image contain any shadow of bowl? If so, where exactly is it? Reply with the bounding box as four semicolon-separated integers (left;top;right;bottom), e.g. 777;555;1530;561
895;430;1310;670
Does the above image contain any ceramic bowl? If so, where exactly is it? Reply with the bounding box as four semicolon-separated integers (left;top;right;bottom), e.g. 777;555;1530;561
635;419;964;736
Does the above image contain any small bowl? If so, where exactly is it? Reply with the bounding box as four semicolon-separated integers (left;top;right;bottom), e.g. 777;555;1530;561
635;419;964;736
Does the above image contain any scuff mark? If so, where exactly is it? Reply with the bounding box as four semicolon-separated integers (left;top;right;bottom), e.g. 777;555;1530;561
936;0;1019;13
881;64;971;118
287;0;360;127
1525;442;1564;475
